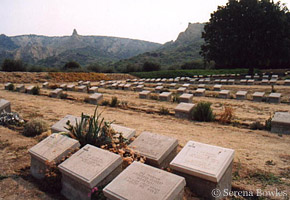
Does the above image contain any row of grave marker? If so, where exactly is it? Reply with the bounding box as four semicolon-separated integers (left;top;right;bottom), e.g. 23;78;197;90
29;114;235;200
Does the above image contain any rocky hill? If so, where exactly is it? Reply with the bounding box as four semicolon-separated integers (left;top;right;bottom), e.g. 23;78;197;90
0;29;161;67
114;23;205;70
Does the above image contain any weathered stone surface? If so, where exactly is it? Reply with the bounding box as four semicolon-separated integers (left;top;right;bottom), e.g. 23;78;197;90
179;93;193;103
124;84;132;90
159;92;172;101
51;115;80;133
60;84;67;89
16;84;25;93
88;86;98;93
76;85;87;92
169;83;177;89
26;85;36;94
271;112;290;134
213;84;222;91
88;93;103;105
29;133;80;179
268;93;281;103
198;84;205;88
247;79;255;85
195;88;206;97
129;131;178;168
0;99;11;113
155;86;163;93
83;81;91;87
78;81;83;85
177;87;187;94
67;84;75;91
170;141;234;200
175;103;195;119
103;161;185;200
135;85;144;92
218;90;230;99
42;82;49;88
50;88;63;98
252;92;265;102
139;90;151;99
58;145;122;200
111;124;136;140
236;91;248;100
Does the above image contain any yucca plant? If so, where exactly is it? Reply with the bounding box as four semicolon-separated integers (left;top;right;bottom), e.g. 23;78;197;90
191;102;215;122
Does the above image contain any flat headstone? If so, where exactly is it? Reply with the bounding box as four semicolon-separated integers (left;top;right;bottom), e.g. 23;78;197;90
16;84;25;93
88;93;103;105
213;84;222;91
155;86;163;93
198;84;205;88
261;79;269;85
227;79;235;85
240;79;247;85
4;82;13;90
179;93;193;103
29;133;80;179
83;81;91;87
78;81;83;85
247;79;255;85
110;124;136;140
271;112;290;134
252;92;265;102
284;79;290;86
0;99;11;113
50;88;63;98
76;85;87;92
159;92;172;101
170;141;234;200
182;83;190;88
135;85;144;92
88;86;98;93
129;131;178;168
177;87;187;94
139;90;151;99
60;84;67;89
67;84;75;91
268;93;281;103
59;144;122;200
42;82;49;88
124;84;132;90
218;90;230;99
195;88;206;97
26;85;36;94
236;91;248;100
103;161;185;200
169;83;177;89
175;103;195;119
51;115;81;133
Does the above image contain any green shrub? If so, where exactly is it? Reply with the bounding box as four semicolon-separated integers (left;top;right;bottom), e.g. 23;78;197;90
250;121;264;130
265;115;272;131
7;83;14;91
60;93;68;99
31;86;40;95
191;102;215;122
159;107;170;115
101;100;110;106
23;118;49;137
110;97;119;107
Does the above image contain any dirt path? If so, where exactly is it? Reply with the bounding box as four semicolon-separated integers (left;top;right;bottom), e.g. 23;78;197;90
0;88;290;199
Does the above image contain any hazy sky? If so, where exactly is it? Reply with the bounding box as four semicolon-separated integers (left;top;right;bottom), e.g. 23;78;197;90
1;0;289;44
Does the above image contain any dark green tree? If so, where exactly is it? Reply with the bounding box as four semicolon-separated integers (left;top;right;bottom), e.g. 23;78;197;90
201;0;290;73
1;59;26;72
63;61;81;70
142;61;161;72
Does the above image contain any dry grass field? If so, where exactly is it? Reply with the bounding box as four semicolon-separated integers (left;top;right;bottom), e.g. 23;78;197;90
0;74;290;199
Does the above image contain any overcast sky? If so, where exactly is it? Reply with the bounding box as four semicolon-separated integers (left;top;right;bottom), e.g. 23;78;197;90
1;0;289;44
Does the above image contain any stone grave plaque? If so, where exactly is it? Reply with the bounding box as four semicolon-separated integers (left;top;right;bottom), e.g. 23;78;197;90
88;86;98;93
155;86;163;93
236;91;248;100
0;99;11;113
16;84;25;93
129;131;178;168
268;93;281;103
271;112;290;134
213;84;222;91
135;85;144;92
76;85;87;92
252;92;265;102
218;90;230;99
111;124;136;140
26;85;36;94
42;82;49;88
60;84;67;89
179;93;193;103
78;81;83;85
67;84;75;91
29;133;80;179
177;87;187;94
174;103;195;119
170;141;235;199
103;161;185;200
195;88;206;96
139;90;151;99
4;82;12;90
50;88;63;98
51;115;80;133
159;92;172;101
58;144;122;200
88;93;103;105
